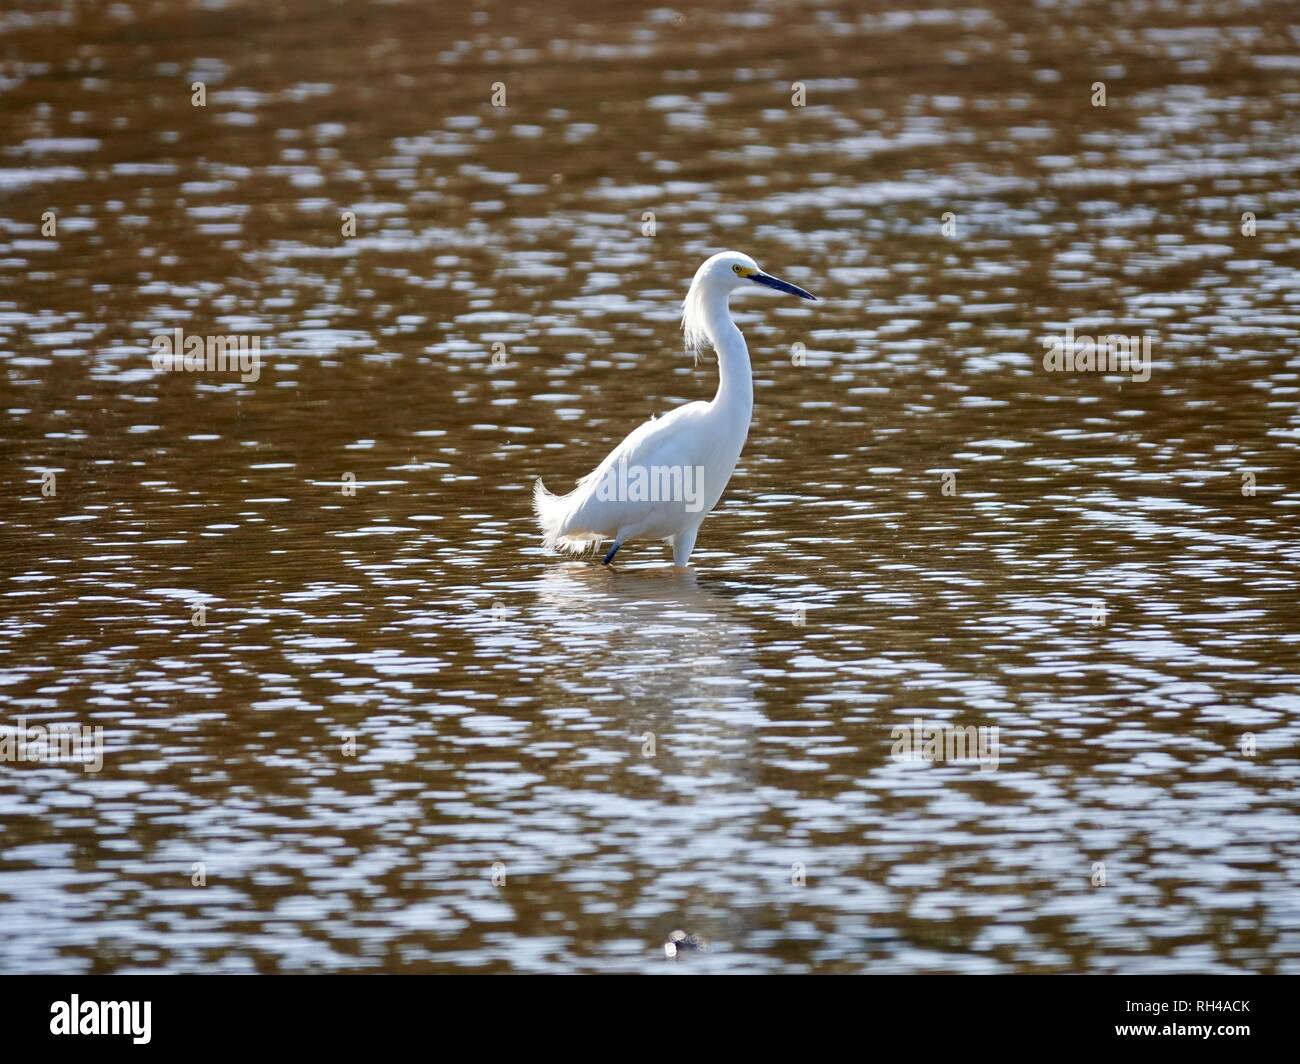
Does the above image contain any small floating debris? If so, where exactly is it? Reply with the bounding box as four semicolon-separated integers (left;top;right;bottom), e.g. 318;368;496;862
663;930;707;958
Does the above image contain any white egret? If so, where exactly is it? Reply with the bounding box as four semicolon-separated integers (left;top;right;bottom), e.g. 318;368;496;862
533;250;817;567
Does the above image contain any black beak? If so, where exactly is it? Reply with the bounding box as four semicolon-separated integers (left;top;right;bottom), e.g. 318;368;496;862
749;271;817;301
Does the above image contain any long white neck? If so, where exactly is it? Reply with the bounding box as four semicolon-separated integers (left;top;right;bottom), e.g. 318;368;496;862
702;289;753;422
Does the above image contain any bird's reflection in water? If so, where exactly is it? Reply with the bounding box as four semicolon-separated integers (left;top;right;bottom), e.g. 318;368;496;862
531;563;766;748
530;564;773;966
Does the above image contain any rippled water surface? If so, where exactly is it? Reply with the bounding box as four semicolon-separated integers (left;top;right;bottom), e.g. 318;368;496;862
2;0;1299;973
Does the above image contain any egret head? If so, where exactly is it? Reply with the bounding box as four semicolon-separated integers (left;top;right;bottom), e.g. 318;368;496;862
682;250;816;354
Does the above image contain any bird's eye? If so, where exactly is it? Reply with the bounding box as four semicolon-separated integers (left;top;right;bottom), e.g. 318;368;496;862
732;265;743;274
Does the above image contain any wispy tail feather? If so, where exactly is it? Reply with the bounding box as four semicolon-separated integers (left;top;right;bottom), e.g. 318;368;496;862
533;478;603;556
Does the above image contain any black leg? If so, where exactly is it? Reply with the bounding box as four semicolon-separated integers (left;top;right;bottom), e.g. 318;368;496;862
602;540;622;566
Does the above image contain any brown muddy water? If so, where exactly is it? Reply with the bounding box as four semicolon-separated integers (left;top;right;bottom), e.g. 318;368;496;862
1;0;1298;974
